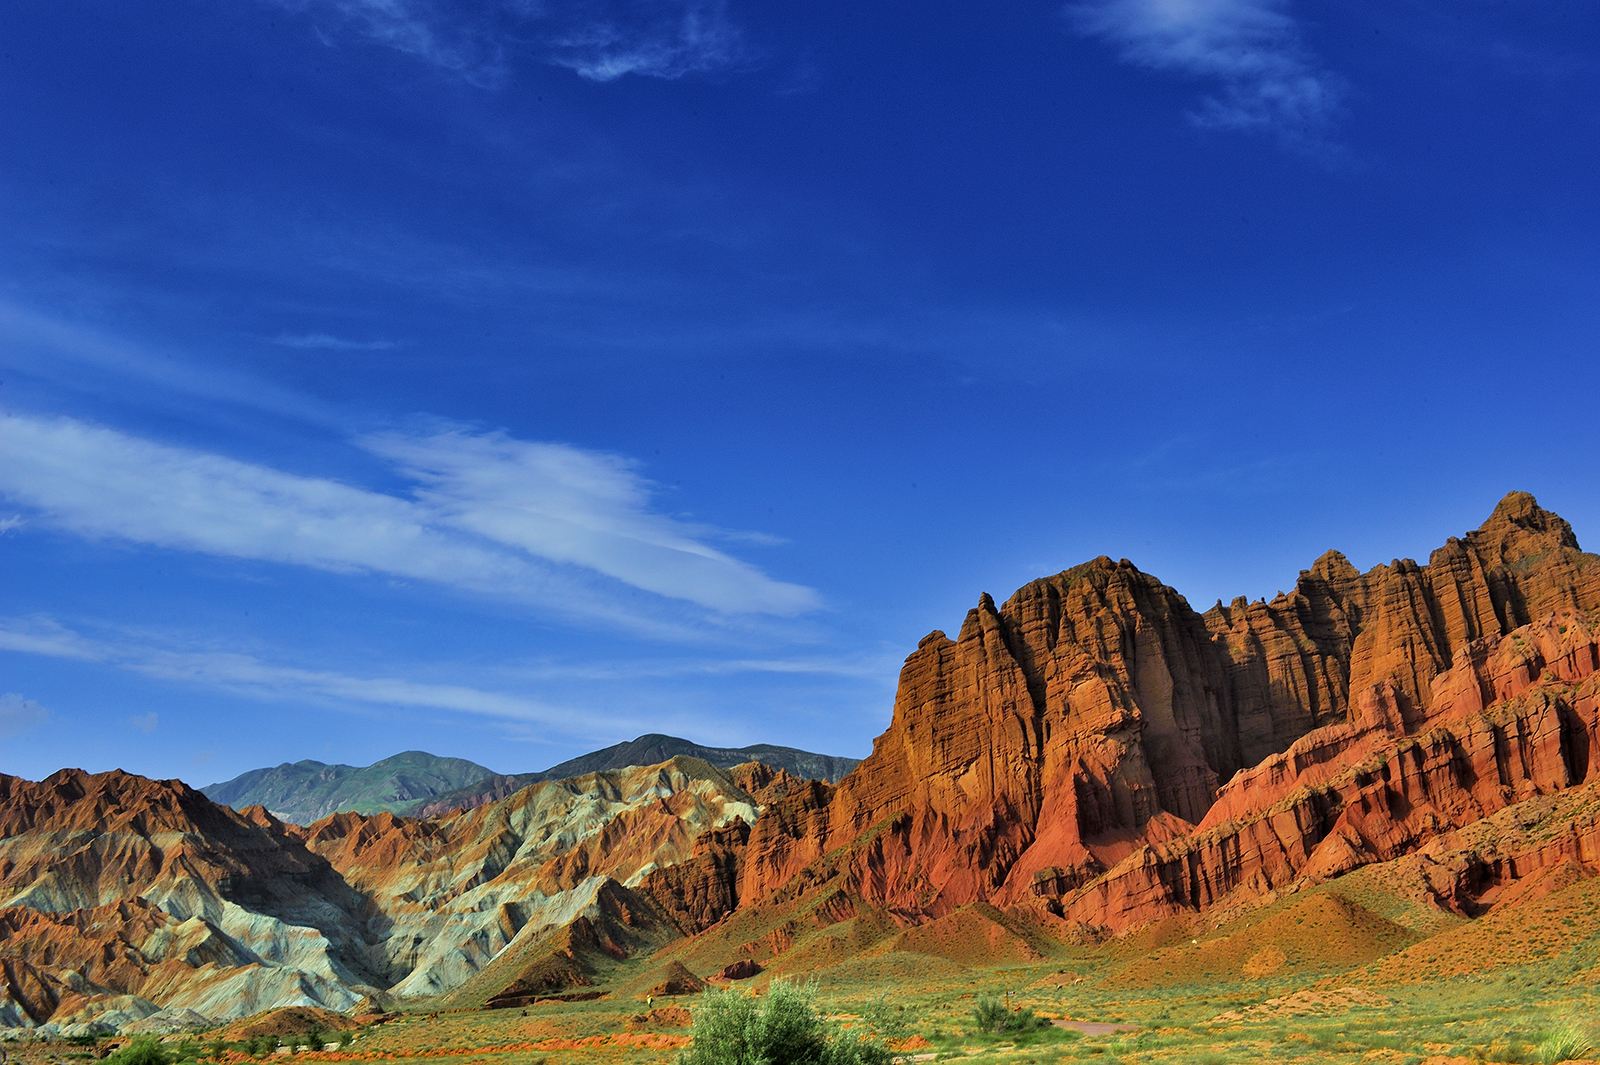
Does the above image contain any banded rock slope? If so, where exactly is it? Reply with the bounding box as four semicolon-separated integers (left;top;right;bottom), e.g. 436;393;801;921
0;758;764;1033
0;770;377;1032
296;757;759;998
645;492;1600;952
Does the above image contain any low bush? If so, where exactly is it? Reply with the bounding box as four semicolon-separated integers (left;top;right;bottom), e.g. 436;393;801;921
104;1038;174;1065
972;995;1051;1036
681;980;892;1065
859;996;911;1043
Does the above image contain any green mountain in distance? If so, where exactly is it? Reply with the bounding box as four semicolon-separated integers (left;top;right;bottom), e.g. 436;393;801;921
413;733;861;817
200;750;493;824
203;734;860;823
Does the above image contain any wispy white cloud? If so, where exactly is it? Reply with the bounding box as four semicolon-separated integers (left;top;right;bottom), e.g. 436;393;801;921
0;693;51;739
364;425;819;615
129;711;160;734
0;615;853;754
546;0;748;82
1067;0;1344;147
0;411;816;623
282;0;748;86
0;616;609;736
0;299;341;427
130;649;564;725
0;617;104;661
0;515;23;535
498;651;901;683
289;0;517;86
270;332;400;351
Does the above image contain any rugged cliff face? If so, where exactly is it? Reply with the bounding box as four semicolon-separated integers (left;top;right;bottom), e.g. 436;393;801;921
0;770;378;1030
1058;611;1600;931
296;757;757;998
693;493;1600;934
638;764;809;935
0;758;760;1032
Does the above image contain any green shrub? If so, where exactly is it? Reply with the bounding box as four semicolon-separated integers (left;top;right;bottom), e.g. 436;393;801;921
972;994;1051;1036
973;995;1010;1035
1537;1024;1594;1065
681;980;892;1065
859;996;911;1043
105;1038;175;1065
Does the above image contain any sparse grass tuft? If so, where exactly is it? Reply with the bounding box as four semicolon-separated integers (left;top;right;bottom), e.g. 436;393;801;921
1536;1023;1593;1064
1479;1036;1535;1063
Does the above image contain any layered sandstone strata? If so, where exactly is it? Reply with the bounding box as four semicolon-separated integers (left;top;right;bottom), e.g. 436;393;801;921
0;758;759;1030
698;493;1600;932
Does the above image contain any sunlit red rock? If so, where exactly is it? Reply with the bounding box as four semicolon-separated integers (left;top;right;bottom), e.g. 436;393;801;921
725;492;1600;936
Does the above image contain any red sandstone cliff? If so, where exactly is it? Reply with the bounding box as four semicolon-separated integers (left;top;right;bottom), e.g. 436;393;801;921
649;493;1600;937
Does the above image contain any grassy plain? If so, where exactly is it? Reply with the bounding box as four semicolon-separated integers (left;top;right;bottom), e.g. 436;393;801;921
9;869;1598;1064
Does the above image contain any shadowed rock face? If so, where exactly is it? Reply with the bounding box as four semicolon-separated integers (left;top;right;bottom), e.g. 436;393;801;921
708;492;1600;930
1057;611;1600;931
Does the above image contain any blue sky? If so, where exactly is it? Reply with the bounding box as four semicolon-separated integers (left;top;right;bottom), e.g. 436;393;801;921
1;1;1597;785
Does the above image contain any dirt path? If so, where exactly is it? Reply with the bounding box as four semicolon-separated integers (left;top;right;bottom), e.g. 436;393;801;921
1053;1020;1137;1036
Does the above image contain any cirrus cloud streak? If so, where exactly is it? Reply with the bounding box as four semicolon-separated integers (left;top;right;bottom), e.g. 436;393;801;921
0;412;818;626
282;0;749;86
